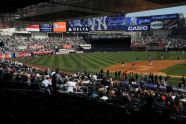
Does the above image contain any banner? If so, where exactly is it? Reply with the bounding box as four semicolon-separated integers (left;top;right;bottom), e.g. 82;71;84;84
68;16;127;31
87;16;126;31
53;22;67;32
66;13;179;32
163;19;179;30
125;17;151;26
89;33;130;39
12;53;15;58
150;21;164;30
40;23;53;32
151;14;179;30
16;52;31;58
18;46;27;50
126;25;150;31
68;19;90;32
29;45;44;50
63;44;72;49
126;13;179;30
32;50;53;55
26;25;40;32
151;14;179;20
0;53;5;59
0;52;15;59
5;52;12;59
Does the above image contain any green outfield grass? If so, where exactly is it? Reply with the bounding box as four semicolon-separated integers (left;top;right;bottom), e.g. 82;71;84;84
18;51;186;86
162;64;186;76
20;51;186;74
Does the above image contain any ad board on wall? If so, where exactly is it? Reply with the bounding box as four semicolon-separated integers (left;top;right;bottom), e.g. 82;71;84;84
87;16;127;31
40;23;53;32
126;13;179;31
53;22;67;32
26;25;40;32
66;13;179;32
68;19;90;32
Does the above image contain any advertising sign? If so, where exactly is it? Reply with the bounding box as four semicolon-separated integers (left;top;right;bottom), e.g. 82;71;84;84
127;25;150;31
68;27;90;32
163;19;179;30
53;22;67;32
5;52;15;59
151;14;179;30
126;17;151;26
89;33;129;39
0;52;15;59
88;16;126;31
68;19;90;32
32;50;53;55
16;52;31;58
26;25;39;32
0;53;5;59
126;13;179;30
29;45;44;50
18;46;27;50
150;21;164;29
66;13;179;32
40;23;53;32
151;14;179;20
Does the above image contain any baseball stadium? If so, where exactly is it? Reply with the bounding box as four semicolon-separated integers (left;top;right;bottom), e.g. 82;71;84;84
0;0;186;124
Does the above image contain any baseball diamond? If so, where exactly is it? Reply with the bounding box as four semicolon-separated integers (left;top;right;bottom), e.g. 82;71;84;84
20;51;186;77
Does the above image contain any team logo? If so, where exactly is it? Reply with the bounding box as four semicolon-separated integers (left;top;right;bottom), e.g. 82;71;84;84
89;16;108;31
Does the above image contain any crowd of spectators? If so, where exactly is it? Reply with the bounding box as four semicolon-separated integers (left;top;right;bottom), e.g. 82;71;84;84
167;36;186;50
131;36;186;50
0;35;85;53
0;59;186;121
0;34;186;119
1;34;185;54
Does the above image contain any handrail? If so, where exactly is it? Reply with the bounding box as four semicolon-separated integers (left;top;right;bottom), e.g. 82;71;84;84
57;85;88;94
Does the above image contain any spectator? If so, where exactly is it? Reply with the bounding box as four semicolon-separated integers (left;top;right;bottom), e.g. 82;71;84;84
52;68;62;92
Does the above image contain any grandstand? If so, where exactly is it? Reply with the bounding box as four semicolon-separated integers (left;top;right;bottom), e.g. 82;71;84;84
0;0;186;124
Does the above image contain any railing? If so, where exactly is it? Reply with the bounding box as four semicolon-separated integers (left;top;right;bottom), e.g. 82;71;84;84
57;85;88;94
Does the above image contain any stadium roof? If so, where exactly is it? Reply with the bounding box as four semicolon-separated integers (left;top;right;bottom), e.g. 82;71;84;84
1;0;185;13
0;0;50;13
1;0;186;23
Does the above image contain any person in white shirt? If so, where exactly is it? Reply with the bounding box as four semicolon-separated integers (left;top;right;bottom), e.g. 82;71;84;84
42;76;52;94
66;78;77;92
50;71;56;76
42;76;52;87
92;74;97;81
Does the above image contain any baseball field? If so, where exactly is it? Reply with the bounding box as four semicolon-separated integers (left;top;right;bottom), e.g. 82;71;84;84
20;51;186;78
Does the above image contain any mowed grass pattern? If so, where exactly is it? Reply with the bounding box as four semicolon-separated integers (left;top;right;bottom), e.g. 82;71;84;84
20;51;186;73
162;64;186;76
